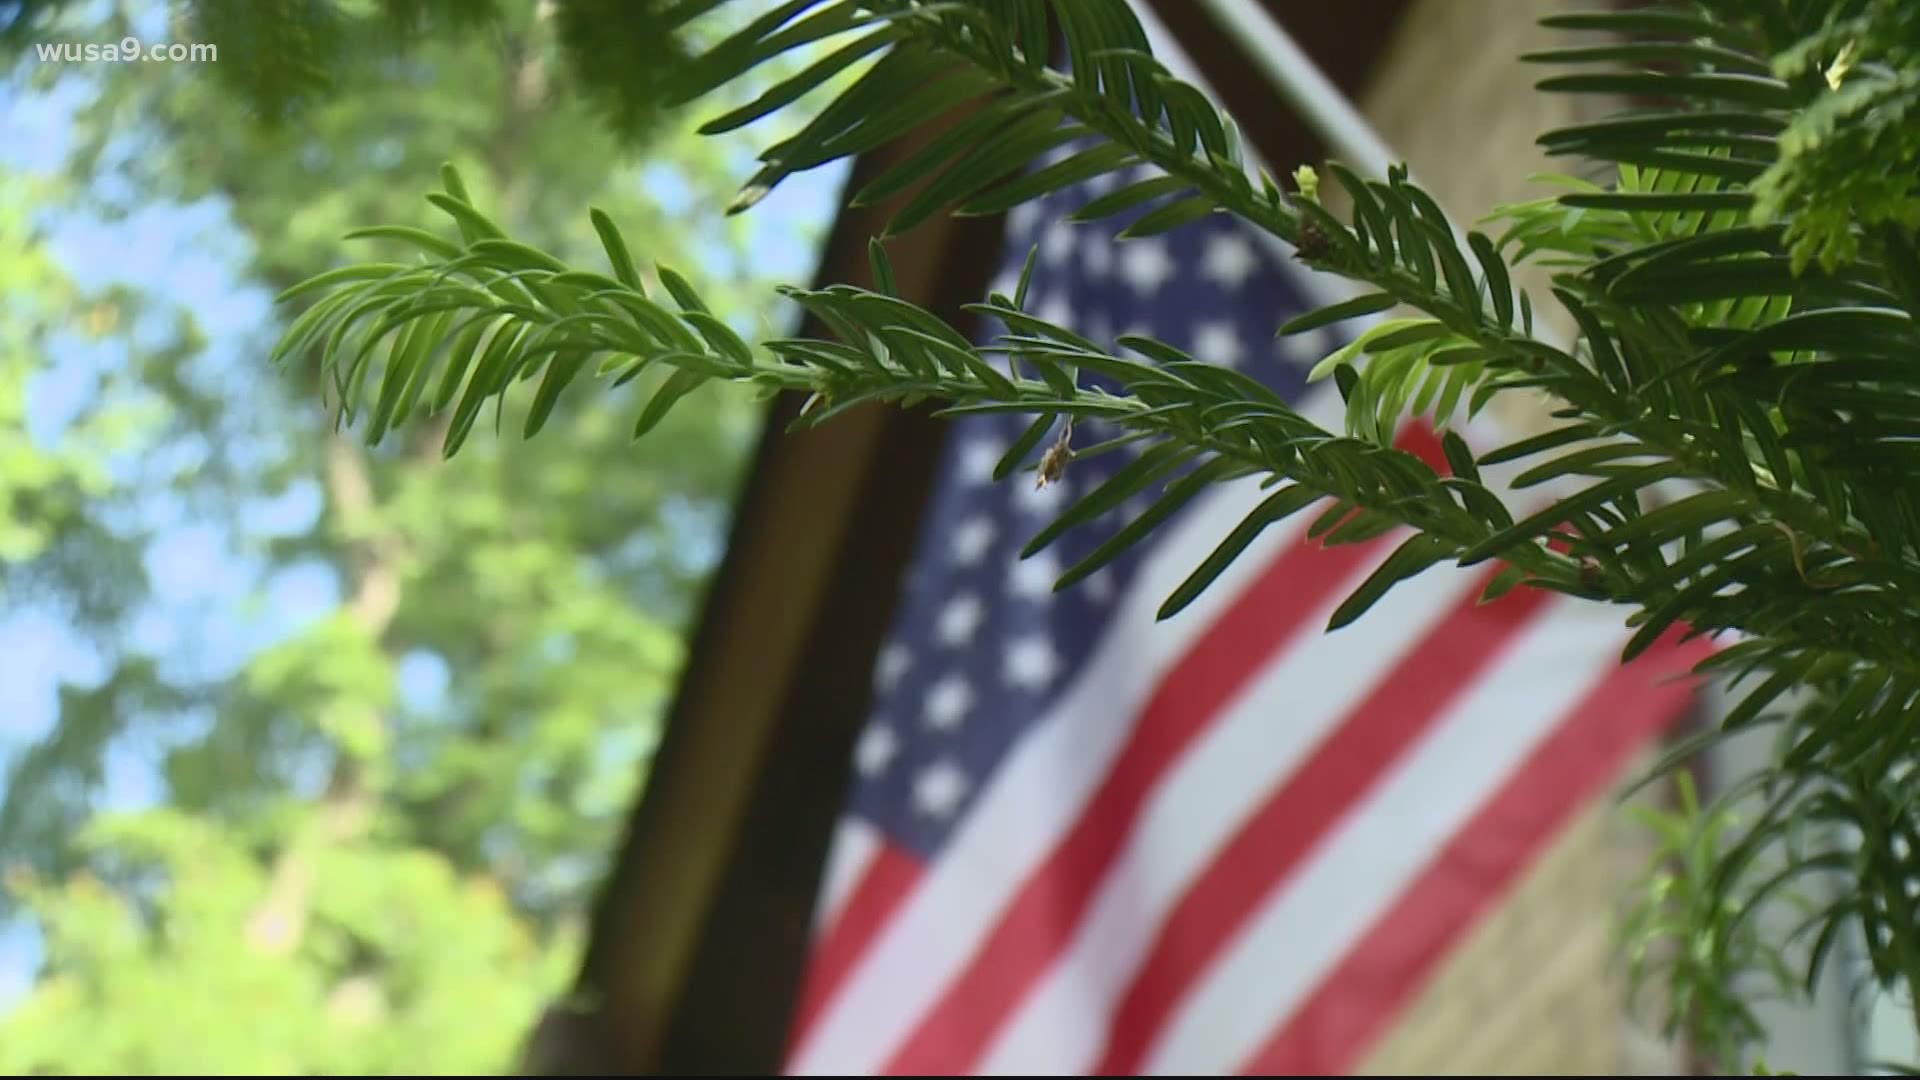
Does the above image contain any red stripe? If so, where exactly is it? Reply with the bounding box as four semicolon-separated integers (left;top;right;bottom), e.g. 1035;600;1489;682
784;841;923;1064
1239;624;1713;1075
877;425;1449;1074
1089;563;1554;1075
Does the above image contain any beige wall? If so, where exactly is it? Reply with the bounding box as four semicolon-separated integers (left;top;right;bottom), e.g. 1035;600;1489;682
1337;2;1691;1073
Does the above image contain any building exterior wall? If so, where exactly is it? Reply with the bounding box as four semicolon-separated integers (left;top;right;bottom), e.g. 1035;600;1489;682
1332;2;1690;1072
1263;0;1876;1071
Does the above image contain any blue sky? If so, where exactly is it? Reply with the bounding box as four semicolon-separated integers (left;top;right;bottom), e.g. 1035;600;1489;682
0;11;850;1009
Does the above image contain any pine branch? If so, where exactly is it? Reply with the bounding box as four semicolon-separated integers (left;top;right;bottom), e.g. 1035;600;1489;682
271;2;1920;1070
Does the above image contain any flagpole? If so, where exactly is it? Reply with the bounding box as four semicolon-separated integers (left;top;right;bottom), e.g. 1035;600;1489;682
1189;0;1402;187
1157;0;1683;508
1190;0;1716;627
1181;0;1510;320
1175;0;1720;512
1189;0;1503;285
1187;0;1578;361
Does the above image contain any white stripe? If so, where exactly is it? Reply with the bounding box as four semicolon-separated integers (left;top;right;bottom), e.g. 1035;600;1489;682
813;818;883;935
1140;596;1629;1073
978;539;1490;1074
787;387;1348;1074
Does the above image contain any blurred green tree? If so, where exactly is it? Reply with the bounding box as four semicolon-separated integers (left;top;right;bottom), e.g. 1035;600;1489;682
0;170;149;572
0;0;812;1071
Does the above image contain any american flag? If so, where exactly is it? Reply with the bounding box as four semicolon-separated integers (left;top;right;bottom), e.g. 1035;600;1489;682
781;101;1712;1080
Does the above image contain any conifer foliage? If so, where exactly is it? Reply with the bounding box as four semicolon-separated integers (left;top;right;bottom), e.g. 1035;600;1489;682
4;0;698;138
281;1;1920;1069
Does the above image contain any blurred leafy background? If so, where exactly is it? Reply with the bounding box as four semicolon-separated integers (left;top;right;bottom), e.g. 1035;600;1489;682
0;0;842;1071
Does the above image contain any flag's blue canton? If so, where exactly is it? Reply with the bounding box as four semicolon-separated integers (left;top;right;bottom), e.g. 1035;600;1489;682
847;151;1341;859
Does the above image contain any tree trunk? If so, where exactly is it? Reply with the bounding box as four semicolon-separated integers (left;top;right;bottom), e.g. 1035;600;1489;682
240;3;555;1008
